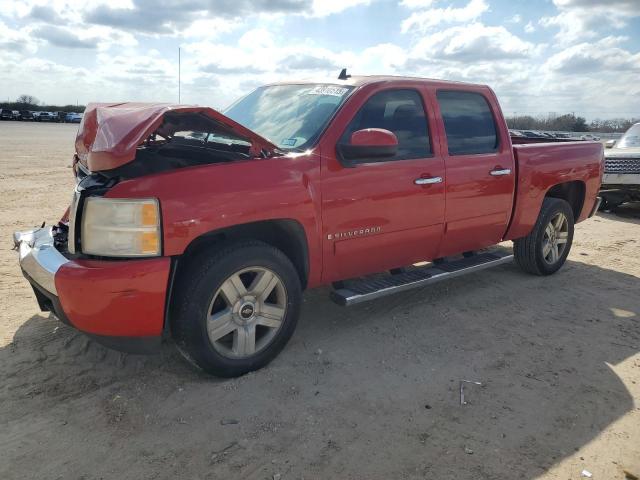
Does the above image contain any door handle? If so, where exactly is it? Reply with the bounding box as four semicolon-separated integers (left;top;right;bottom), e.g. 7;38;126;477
490;168;511;176
414;176;443;185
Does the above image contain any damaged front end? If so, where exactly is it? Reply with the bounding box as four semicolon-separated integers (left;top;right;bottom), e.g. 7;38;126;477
75;102;282;180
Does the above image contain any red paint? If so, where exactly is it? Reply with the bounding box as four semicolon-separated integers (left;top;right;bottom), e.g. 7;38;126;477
52;76;602;340
55;257;170;336
350;128;398;146
503;141;604;239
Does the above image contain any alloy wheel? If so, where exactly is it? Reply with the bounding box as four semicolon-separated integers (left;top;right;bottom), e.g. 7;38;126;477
542;212;569;264
207;267;287;359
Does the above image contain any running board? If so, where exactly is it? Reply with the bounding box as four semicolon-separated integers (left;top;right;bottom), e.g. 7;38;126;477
330;251;514;306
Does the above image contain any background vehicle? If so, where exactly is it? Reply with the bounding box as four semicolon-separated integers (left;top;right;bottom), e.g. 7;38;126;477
600;122;640;209
34;111;54;122
18;110;34;121
0;109;13;120
521;130;546;138
14;76;603;377
65;112;83;123
581;133;601;141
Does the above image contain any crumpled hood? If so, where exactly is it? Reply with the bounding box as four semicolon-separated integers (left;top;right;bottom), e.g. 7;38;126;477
75;102;279;172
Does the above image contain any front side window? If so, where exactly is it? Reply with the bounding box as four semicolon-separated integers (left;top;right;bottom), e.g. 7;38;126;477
224;84;353;151
340;89;431;161
437;91;498;155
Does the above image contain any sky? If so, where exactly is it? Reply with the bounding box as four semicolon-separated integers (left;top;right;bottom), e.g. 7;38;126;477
1;0;639;120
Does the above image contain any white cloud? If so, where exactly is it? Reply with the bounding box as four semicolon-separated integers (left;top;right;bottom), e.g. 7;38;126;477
400;0;436;8
0;21;38;56
1;0;639;121
310;0;371;17
401;0;489;33
407;23;537;63
540;0;640;44
544;36;640;74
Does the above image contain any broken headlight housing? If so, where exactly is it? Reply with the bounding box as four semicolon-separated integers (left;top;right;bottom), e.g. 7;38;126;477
81;198;161;257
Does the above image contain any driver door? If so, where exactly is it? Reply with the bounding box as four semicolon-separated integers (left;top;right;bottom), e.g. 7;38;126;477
319;86;445;282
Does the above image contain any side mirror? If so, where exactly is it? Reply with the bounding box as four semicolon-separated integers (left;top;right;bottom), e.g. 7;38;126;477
338;128;398;166
605;139;616;149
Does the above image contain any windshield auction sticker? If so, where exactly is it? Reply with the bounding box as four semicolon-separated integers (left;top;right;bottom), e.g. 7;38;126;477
306;86;349;97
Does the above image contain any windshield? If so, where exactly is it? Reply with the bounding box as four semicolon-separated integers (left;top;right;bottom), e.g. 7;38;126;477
618;124;640;148
224;84;353;150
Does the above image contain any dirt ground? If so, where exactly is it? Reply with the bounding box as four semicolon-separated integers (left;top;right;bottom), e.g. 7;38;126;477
0;121;639;480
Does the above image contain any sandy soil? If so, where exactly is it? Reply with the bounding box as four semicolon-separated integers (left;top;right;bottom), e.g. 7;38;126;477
1;121;639;480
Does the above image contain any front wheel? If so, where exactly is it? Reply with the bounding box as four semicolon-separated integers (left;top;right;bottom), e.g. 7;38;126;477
171;241;301;377
514;198;574;276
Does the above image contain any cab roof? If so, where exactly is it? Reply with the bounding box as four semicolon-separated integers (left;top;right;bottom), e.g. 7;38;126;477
265;74;489;90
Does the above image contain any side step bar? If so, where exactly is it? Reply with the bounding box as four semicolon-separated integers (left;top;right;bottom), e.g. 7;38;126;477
330;251;514;306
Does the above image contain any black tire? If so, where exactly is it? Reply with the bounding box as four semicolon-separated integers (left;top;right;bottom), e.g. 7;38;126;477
599;195;622;211
598;197;608;211
513;198;574;276
171;240;301;377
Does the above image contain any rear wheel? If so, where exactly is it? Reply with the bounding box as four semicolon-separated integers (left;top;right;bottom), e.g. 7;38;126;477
514;198;574;276
171;241;301;377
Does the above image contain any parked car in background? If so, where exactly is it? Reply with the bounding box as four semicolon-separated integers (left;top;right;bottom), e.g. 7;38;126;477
65;112;83;123
14;75;603;377
34;112;54;122
509;129;526;137
18;110;34;121
600;122;640;209
0;109;13;120
581;134;601;141
521;130;546;138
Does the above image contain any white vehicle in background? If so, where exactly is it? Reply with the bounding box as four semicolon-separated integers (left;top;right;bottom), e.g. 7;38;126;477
600;122;640;209
581;134;601;141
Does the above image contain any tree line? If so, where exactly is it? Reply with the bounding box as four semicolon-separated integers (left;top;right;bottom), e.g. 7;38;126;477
505;113;639;133
0;95;85;113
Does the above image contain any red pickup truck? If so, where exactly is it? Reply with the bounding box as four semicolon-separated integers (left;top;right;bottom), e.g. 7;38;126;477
14;75;603;377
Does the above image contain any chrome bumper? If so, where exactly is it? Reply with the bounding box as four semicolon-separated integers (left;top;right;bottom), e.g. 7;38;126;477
602;173;640;185
13;227;69;295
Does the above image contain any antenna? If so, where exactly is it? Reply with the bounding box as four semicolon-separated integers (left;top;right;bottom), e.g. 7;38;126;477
338;68;350;80
178;47;181;103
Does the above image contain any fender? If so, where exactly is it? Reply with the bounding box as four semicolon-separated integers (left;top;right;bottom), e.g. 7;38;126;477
104;151;324;287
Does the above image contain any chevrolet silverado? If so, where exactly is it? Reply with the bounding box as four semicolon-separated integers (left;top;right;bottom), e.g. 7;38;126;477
14;75;604;377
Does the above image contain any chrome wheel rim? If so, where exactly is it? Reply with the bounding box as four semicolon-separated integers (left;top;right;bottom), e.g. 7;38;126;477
207;267;287;359
542;212;569;264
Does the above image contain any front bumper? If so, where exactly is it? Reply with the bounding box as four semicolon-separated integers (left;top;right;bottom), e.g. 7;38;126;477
14;227;68;295
14;227;170;354
602;173;640;186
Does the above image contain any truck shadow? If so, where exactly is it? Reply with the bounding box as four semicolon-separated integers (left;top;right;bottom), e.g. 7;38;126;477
598;201;640;223
1;257;638;479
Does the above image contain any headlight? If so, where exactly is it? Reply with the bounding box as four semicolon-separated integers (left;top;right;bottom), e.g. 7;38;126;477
81;198;161;257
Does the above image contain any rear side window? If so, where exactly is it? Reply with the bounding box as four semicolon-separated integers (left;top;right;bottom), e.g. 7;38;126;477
436;91;498;155
340;89;431;160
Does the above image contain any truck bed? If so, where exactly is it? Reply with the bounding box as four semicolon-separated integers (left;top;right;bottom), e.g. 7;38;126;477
504;141;604;240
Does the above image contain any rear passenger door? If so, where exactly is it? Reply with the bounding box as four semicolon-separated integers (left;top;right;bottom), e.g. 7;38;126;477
435;90;515;257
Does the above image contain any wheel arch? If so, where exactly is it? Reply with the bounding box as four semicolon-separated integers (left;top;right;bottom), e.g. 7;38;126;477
175;219;309;290
544;180;586;221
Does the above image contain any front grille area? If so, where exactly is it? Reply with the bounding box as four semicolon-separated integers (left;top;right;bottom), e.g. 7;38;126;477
604;157;640;174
